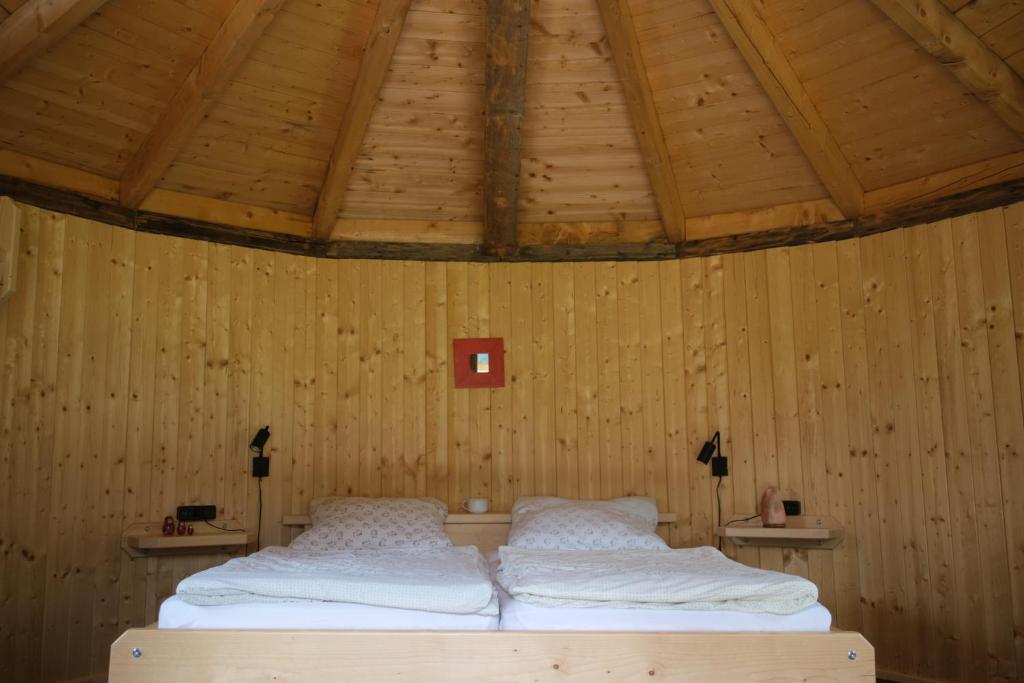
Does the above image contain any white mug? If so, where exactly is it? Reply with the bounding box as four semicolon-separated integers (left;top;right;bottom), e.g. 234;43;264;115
462;498;489;514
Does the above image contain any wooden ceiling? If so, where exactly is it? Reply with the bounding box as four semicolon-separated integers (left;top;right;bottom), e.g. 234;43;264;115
0;0;1022;260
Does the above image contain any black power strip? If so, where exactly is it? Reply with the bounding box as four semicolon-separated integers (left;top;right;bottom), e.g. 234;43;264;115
176;505;217;521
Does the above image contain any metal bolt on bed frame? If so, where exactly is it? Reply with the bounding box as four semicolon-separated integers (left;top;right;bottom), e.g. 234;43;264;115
847;650;857;661
132;648;142;658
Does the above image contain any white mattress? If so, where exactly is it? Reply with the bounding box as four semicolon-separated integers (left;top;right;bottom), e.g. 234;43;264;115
497;588;831;632
159;595;499;630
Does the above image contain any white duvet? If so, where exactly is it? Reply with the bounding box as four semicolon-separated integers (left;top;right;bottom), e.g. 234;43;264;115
176;545;498;615
497;546;818;615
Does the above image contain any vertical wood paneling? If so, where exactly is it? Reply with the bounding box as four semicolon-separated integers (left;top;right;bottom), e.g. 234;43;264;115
446;262;469;505
16;208;62;682
781;247;815;585
468;264;491;500
638;262;667;511
2;199;1024;682
681;258;710;547
722;253;756;567
337;261;359;497
248;251;273;547
5;204;39;680
658;260;687;548
92;223;133;673
835;237;887;660
423;262;447;502
927;219;989;680
314;259;339;499
510;264;534;499
951;214;1017;681
489;263;512;509
617;262;644;498
574;264;600;501
700;256;728;554
381;261;404;497
904;224;957;680
553;263;579;500
595;263;623;499
403;262;426;498
532;264;556;496
810;242;862;635
358;260;383;498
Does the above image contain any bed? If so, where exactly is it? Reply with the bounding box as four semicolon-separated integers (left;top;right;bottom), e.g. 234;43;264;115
155;498;499;632
157;543;500;631
110;497;874;682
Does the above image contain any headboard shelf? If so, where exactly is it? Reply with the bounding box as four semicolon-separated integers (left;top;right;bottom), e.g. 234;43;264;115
282;512;678;528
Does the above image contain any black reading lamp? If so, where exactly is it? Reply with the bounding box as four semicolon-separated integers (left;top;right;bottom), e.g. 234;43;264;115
696;431;727;476
696;431;728;550
250;425;271;478
249;425;271;551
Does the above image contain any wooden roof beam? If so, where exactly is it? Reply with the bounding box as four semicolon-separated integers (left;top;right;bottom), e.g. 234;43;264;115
707;0;865;218
118;0;285;209
482;0;530;256
312;0;413;240
596;0;685;242
870;0;1024;139
0;0;109;83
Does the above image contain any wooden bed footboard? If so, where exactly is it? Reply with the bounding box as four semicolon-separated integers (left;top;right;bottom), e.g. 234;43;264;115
109;628;874;682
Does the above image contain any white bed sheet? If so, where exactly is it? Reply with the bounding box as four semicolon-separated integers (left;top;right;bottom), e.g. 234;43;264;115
159;595;500;631
497;588;831;632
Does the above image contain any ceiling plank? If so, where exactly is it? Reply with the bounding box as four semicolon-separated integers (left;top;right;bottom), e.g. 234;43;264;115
707;0;865;218
481;0;530;255
0;0;109;83
311;0;413;240
596;0;686;242
870;0;1024;138
118;0;285;209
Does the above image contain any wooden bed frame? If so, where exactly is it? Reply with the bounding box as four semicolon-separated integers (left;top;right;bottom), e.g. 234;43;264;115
109;512;875;682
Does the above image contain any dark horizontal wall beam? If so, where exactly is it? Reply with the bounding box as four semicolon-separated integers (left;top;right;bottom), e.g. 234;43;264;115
1;174;1021;263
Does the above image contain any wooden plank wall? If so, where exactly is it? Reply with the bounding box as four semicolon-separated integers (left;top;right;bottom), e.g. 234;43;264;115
1;198;1023;682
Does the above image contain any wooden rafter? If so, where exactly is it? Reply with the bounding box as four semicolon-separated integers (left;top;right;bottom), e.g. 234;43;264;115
482;0;530;255
596;0;685;242
118;0;285;209
707;0;865;218
870;0;1024;138
0;0;109;83
4;172;1023;263
311;0;413;240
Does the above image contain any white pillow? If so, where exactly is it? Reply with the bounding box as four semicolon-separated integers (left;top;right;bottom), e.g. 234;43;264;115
507;496;668;550
290;497;452;551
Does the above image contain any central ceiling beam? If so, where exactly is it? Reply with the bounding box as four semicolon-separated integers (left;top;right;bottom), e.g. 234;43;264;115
0;0;110;83
870;0;1024;139
118;0;285;209
596;0;685;242
482;0;530;256
707;0;865;218
312;0;413;240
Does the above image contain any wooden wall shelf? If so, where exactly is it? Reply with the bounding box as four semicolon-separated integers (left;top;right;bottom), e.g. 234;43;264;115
121;521;252;558
715;515;844;549
281;512;679;527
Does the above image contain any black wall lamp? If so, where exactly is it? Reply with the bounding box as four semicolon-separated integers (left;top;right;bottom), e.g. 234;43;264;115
249;425;271;551
250;425;271;478
696;431;728;477
696;431;729;550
